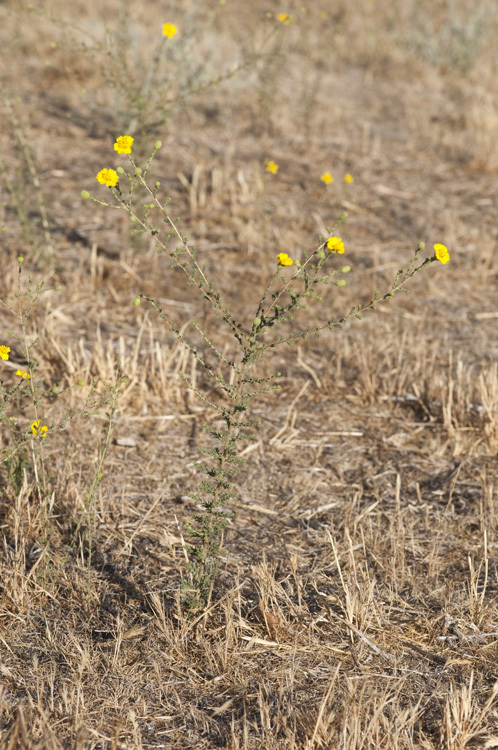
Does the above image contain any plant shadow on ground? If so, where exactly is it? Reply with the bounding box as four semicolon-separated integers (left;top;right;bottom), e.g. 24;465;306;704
1;0;498;747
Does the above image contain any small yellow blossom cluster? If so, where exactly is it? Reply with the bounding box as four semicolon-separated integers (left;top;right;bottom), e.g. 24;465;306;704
434;243;450;264
277;13;293;25
31;419;48;438
96;135;136;187
277;253;293;266
2;345;46;436
1;346;31;378
163;23;178;38
265;160;279;174
321;172;354;184
327;236;345;254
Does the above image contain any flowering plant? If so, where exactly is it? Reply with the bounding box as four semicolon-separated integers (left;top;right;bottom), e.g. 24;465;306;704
85;136;448;610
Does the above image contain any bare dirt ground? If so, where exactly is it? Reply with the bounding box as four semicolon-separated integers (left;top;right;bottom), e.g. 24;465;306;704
1;0;498;747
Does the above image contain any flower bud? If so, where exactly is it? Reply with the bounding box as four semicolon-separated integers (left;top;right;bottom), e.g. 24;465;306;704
81;190;90;199
133;296;141;307
154;141;162;150
341;265;351;273
336;279;346;286
117;167;124;174
253;317;261;327
18;255;24;264
135;167;143;176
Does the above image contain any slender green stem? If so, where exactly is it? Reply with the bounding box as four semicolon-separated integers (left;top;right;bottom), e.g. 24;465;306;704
263;239;327;319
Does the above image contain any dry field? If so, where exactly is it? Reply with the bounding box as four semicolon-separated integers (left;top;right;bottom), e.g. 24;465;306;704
1;0;498;747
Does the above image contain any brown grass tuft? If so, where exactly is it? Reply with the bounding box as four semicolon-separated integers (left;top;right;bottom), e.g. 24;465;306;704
1;0;498;747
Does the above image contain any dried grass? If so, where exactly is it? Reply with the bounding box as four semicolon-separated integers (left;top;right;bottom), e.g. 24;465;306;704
1;0;498;747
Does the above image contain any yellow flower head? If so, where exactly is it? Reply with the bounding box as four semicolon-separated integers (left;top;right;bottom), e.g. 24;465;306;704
434;243;450;264
114;135;134;155
277;13;292;24
344;173;354;183
327;236;345;254
16;369;31;379
321;172;333;184
163;23;178;38
31;419;48;438
0;345;10;361
265;160;279;174
277;252;293;266
96;168;119;187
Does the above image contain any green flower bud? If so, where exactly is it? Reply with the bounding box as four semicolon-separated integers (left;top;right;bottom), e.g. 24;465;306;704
77;379;86;387
339;211;348;221
81;190;90;199
154;141;162;150
129;215;137;222
253;317;261;327
155;181;160;188
317;248;325;260
96;472;103;481
341;265;351;273
337;279;346;286
135;167;143;176
117;167;124;174
133;296;141;307
417;241;425;251
18;255;24;264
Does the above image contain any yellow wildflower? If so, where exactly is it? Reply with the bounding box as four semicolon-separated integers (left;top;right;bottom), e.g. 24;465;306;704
344;173;354;183
16;370;31;379
327;236;345;254
163;23;178;38
31;419;48;438
277;252;293;266
114;135;134;155
0;345;10;361
434;243;450;264
321;172;333;184
265;160;279;174
277;13;292;24
96;168;119;187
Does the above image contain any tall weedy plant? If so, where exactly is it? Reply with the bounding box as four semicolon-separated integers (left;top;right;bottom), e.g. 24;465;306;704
0;258;127;582
84;134;451;610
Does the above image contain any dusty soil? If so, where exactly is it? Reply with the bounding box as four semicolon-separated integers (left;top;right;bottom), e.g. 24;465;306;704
1;0;498;747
